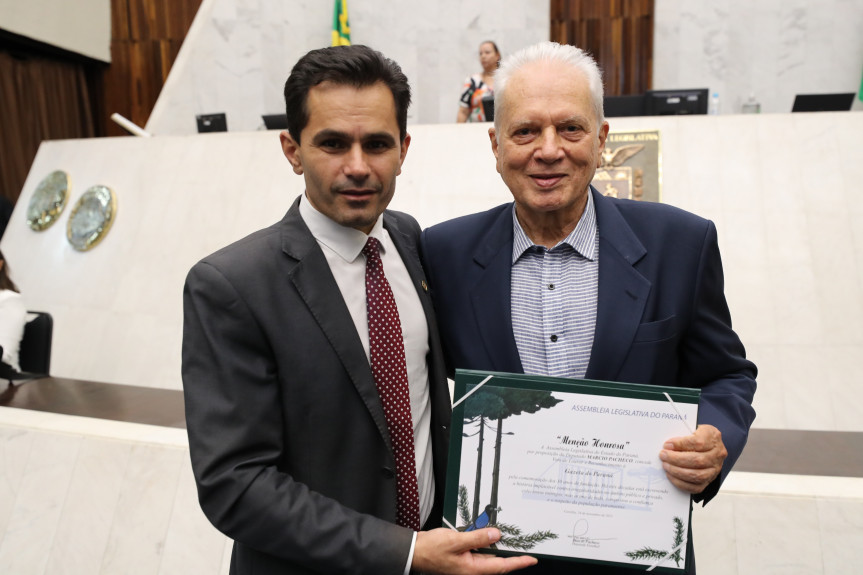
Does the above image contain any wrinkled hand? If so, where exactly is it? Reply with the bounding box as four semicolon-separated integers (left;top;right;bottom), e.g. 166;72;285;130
412;527;538;575
660;424;727;494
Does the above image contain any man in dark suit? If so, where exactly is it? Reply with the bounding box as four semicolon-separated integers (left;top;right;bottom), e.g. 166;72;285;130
420;42;757;574
182;45;536;575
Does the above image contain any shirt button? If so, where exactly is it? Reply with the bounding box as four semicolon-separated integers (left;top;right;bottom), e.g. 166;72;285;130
550;335;558;342
548;284;555;290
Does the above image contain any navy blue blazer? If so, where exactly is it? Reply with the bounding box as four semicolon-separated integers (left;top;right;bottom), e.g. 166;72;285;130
420;188;756;505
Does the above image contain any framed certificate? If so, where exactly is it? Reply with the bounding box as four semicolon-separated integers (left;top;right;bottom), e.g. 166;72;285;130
445;369;700;573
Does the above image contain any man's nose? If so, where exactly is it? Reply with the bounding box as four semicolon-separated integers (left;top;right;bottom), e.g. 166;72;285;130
535;127;564;162
344;145;371;178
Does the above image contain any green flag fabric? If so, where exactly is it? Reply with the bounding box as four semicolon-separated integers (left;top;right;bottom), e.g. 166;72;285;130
332;0;351;46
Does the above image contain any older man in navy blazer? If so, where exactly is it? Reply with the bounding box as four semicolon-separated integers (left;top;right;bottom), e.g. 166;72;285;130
421;42;756;574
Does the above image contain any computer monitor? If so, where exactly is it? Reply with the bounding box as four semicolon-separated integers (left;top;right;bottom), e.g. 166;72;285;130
481;98;494;122
196;113;227;133
603;94;645;117
791;93;855;112
644;89;708;116
262;113;288;130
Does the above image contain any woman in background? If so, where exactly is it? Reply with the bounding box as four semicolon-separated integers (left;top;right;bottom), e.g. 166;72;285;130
0;249;27;373
456;40;500;123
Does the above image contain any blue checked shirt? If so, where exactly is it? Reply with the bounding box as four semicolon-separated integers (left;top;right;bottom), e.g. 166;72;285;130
510;192;599;378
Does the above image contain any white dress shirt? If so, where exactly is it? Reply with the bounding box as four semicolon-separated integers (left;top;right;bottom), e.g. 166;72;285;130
0;289;27;372
299;194;435;530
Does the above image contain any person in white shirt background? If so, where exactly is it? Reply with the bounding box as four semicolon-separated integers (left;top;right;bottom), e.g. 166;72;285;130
0;249;27;373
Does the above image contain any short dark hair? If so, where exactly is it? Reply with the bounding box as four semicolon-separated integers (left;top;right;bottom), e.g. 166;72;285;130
0;249;19;293
284;45;411;143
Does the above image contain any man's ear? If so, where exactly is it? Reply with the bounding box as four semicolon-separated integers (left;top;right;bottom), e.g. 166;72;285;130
280;130;304;175
396;133;411;176
489;127;501;174
596;121;610;168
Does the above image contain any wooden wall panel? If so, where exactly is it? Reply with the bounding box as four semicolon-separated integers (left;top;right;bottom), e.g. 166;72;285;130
103;0;203;136
550;0;654;96
0;37;99;206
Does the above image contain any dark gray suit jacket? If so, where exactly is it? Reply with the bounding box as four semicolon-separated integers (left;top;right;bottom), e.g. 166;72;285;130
182;198;451;575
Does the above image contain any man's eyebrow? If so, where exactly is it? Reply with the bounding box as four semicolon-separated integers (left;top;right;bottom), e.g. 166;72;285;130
557;115;586;124
310;129;397;146
507;120;535;132
310;129;349;143
507;115;591;133
559;114;593;127
362;131;398;145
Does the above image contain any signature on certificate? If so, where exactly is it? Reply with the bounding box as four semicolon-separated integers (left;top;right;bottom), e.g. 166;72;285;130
569;518;617;548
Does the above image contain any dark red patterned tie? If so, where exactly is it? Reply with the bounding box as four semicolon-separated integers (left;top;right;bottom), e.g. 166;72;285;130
362;237;421;531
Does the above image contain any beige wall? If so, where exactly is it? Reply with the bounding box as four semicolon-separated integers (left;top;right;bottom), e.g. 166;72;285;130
0;0;111;62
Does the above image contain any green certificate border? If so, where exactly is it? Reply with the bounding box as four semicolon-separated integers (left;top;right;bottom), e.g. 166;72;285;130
445;369;699;573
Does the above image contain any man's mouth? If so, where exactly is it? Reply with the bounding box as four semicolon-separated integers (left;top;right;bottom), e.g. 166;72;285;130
338;188;377;200
529;174;564;188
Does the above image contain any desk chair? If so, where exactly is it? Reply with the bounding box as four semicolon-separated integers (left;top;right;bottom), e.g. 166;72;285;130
2;311;53;385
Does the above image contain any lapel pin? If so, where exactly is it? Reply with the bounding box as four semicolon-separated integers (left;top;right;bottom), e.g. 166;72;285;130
421;280;428;292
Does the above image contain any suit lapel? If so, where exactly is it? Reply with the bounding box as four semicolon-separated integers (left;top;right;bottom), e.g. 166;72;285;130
279;200;391;446
385;212;446;371
586;190;650;381
384;213;431;324
469;206;524;374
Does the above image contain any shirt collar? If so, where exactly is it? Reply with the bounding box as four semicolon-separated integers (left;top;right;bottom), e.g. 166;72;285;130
299;193;386;263
511;188;598;263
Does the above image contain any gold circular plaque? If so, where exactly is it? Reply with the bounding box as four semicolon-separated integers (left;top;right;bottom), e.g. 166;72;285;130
66;185;117;251
26;170;70;231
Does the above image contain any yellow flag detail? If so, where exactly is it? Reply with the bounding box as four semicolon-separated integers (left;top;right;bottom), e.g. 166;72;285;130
332;0;351;46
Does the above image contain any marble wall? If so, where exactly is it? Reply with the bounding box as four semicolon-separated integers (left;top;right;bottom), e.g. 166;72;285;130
145;0;548;134
0;0;111;62
693;473;863;574
653;0;863;114
0;409;231;574
145;0;863;135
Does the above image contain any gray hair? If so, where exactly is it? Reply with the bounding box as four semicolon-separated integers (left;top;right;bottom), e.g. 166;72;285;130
494;42;605;135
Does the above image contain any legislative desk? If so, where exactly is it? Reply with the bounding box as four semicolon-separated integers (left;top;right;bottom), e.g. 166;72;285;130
1;377;185;428
1;376;861;475
3;376;863;477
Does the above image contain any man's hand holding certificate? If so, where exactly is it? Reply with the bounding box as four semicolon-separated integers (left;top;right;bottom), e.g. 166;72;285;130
661;424;727;494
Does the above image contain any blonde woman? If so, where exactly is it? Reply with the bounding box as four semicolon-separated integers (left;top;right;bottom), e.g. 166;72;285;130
457;41;500;122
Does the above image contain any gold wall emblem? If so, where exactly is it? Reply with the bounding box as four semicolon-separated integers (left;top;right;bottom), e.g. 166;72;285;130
67;185;117;251
593;130;662;203
27;170;70;231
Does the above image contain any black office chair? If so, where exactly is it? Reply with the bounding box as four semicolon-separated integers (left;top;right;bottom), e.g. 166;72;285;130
2;311;53;385
19;311;53;374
